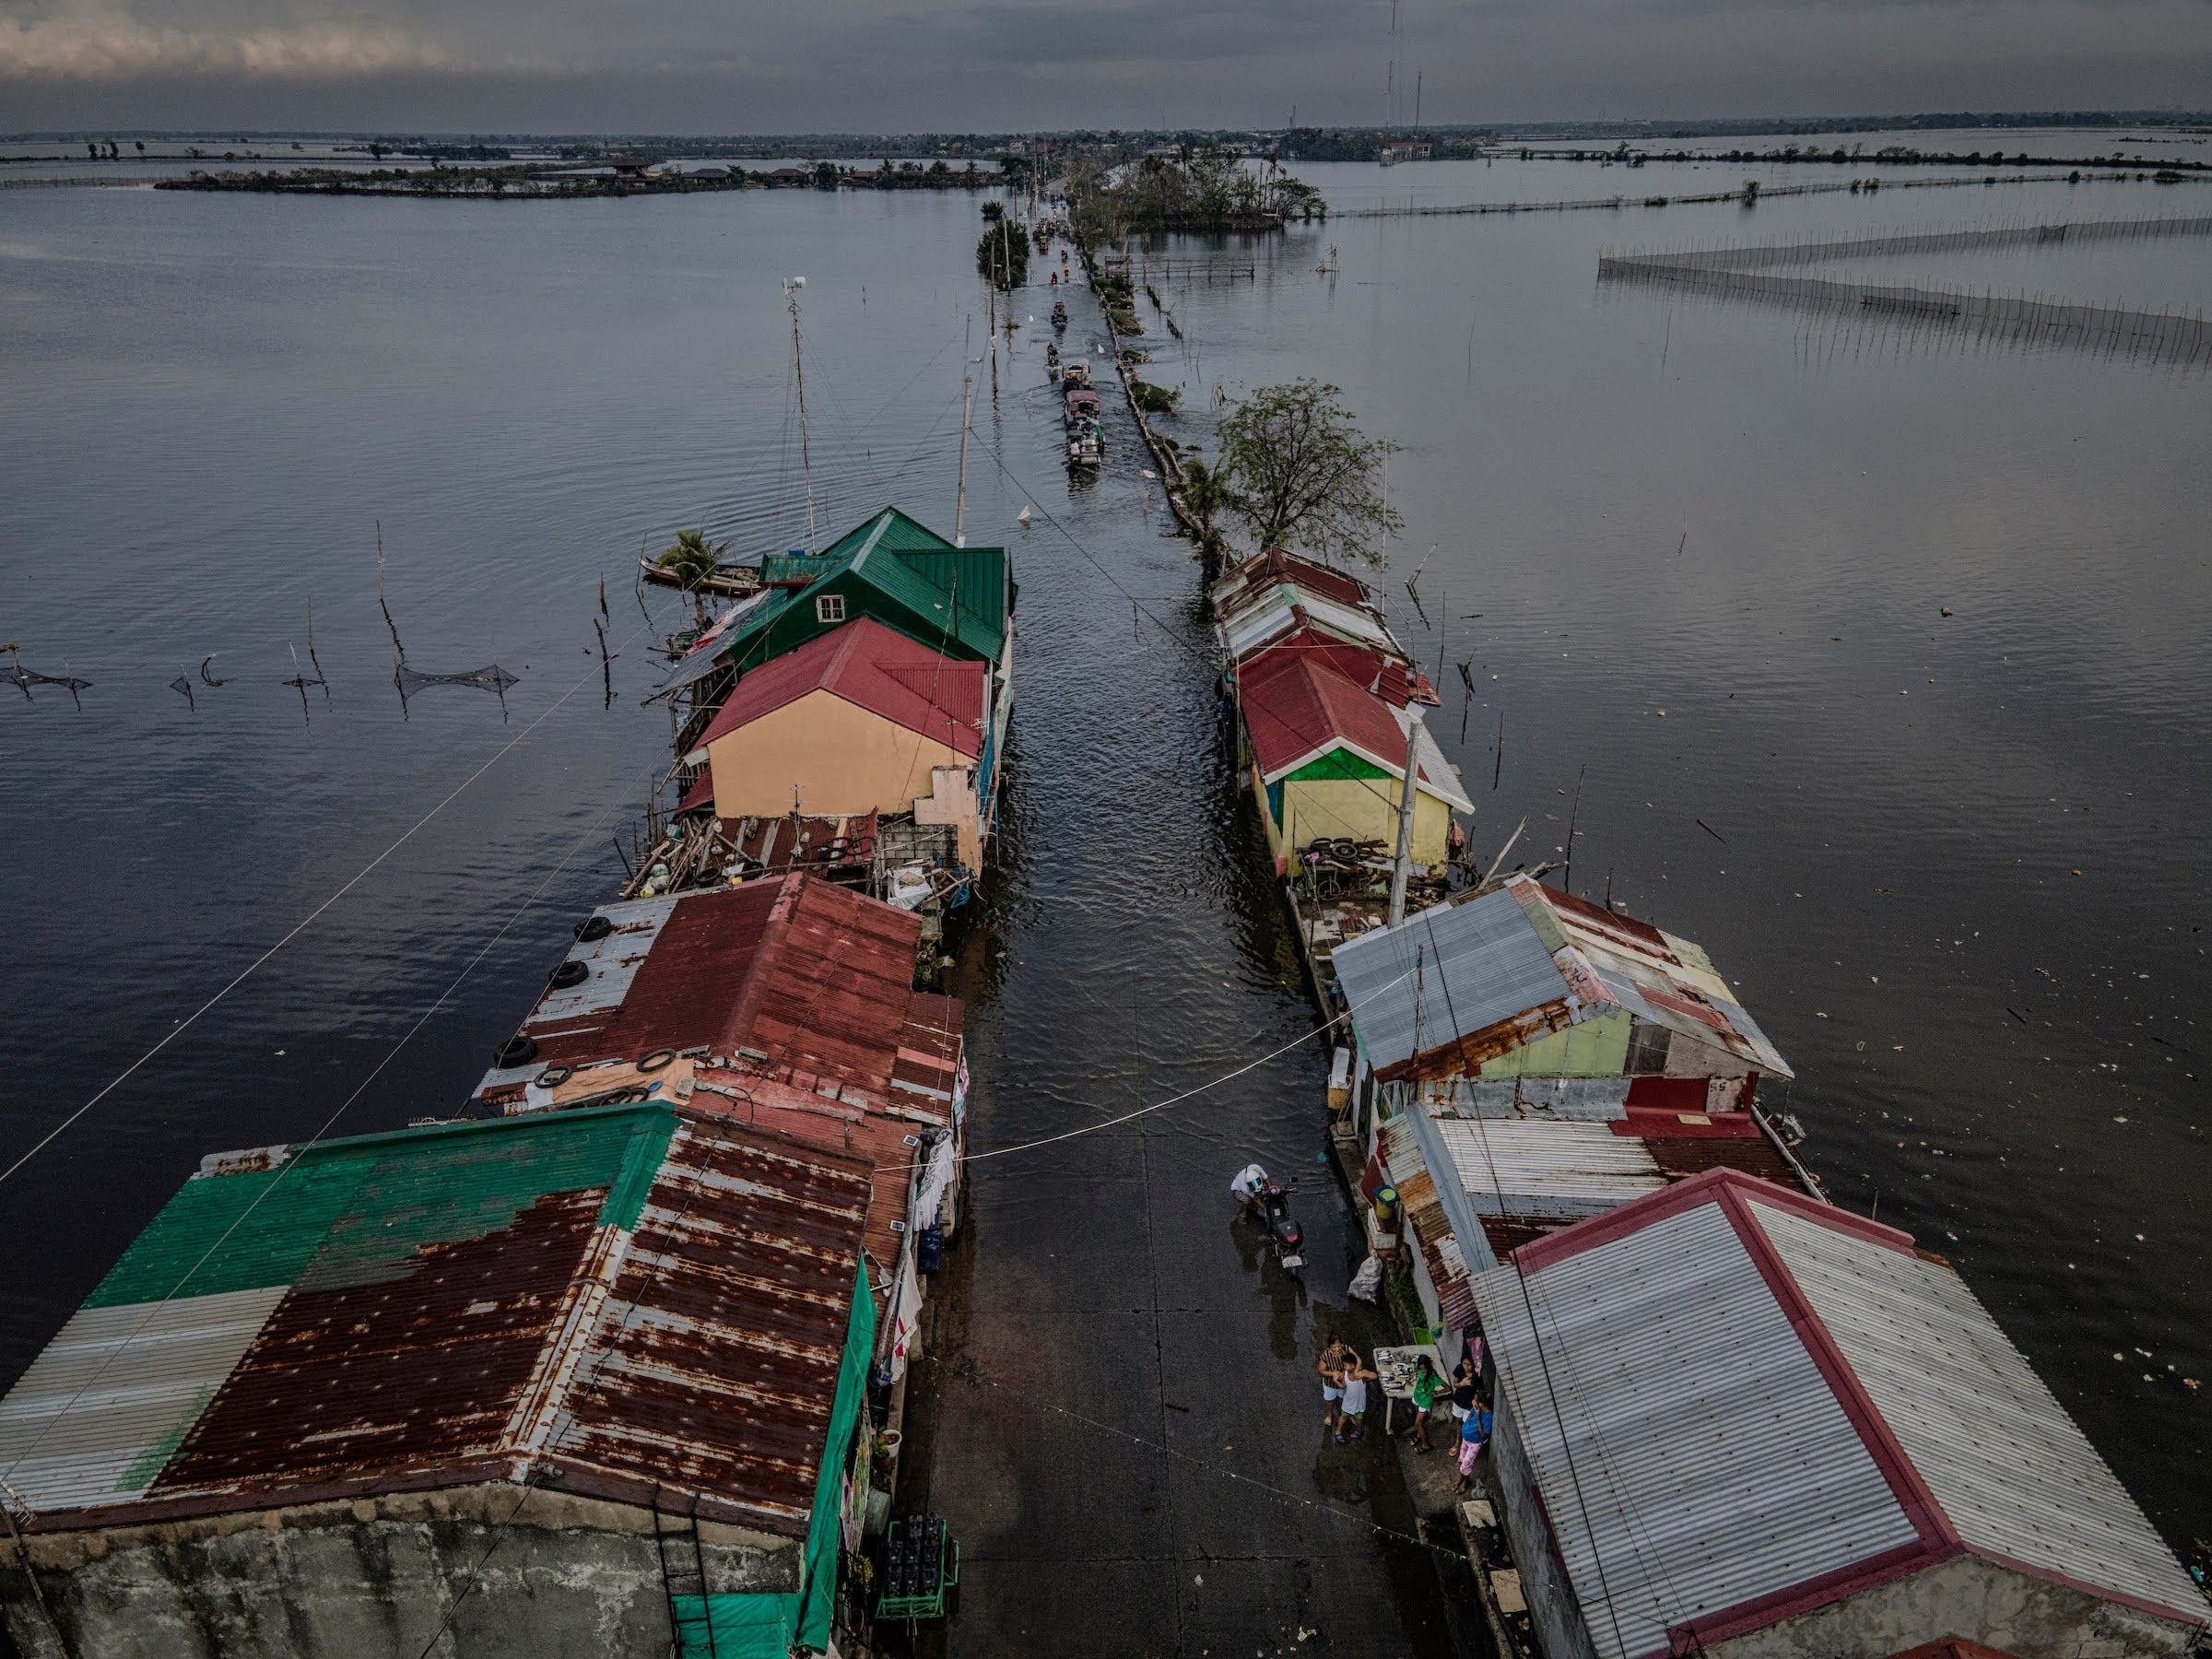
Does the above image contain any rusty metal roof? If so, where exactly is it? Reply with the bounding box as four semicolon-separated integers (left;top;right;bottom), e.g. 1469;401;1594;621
1333;875;1791;1081
477;873;959;1116
0;1104;874;1537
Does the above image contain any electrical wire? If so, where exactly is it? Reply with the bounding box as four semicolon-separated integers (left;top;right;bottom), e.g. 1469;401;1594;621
0;617;662;1194
0;674;653;1489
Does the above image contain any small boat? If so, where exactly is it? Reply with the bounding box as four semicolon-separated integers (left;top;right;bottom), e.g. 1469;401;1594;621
1051;301;1067;330
1045;342;1061;382
638;558;763;599
1063;359;1090;389
1065;430;1101;468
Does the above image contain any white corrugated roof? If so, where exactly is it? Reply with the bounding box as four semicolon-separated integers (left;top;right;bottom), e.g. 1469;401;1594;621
0;1288;285;1514
1754;1199;2206;1626
1474;1204;1917;1659
1430;1118;1665;1218
1471;1175;2207;1654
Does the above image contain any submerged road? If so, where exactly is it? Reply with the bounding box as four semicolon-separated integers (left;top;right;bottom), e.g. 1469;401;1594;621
893;327;1476;1657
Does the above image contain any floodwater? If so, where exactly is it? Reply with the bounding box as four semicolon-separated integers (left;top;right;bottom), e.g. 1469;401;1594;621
1;148;2206;1651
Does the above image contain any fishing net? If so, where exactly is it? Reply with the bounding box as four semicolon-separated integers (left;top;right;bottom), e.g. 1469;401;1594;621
395;663;520;693
6;664;91;691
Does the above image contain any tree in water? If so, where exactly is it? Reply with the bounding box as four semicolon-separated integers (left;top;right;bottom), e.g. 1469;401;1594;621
976;219;1029;289
657;528;732;588
1213;380;1401;566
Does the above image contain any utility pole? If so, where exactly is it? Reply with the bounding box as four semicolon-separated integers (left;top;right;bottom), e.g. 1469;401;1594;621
783;276;817;552
955;374;974;546
1387;715;1422;926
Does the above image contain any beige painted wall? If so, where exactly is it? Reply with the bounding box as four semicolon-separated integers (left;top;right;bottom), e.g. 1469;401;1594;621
1283;776;1454;867
708;690;977;852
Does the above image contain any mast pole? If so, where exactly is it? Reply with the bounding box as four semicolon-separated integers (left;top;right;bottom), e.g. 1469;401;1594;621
785;276;817;552
1387;714;1421;926
955;374;974;547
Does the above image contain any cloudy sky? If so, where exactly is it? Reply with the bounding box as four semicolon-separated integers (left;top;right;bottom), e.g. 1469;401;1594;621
4;0;2208;134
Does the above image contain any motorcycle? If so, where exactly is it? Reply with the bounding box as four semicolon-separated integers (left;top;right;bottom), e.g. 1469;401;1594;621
1230;1163;1306;1277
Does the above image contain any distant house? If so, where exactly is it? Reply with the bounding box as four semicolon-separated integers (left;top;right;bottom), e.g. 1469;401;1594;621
1237;648;1470;876
768;167;811;184
0;1104;879;1659
1473;1168;2208;1659
685;618;988;865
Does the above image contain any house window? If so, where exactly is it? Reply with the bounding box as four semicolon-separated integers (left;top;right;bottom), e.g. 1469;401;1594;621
816;594;846;623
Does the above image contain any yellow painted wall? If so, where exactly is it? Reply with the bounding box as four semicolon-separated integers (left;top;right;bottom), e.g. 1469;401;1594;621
709;689;973;834
1282;777;1453;867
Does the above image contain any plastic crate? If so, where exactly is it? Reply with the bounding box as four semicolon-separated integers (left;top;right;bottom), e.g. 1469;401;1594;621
875;1515;959;1621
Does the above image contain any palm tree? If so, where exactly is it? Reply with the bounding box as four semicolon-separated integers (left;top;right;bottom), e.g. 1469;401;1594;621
656;528;732;589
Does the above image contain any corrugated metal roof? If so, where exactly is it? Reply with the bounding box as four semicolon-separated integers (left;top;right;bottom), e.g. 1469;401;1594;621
1221;582;1397;663
1429;1118;1666;1218
0;1288;287;1514
1471;1171;2207;1655
544;1119;872;1527
477;875;955;1116
1238;654;1470;807
1476;1201;1919;1659
718;509;1006;672
1754;1199;2208;1627
0;1105;876;1538
687;617;985;761
1331;877;1791;1082
1214;547;1377;612
1334;884;1571;1072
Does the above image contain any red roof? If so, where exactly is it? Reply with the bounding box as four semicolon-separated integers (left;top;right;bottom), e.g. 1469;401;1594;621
1239;651;1442;787
688;1070;932;1273
1223;547;1375;610
491;874;961;1114
1239;626;1438;708
693;617;984;759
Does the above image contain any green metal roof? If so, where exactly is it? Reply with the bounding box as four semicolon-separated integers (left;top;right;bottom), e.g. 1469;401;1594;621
719;508;1008;671
88;1105;677;1308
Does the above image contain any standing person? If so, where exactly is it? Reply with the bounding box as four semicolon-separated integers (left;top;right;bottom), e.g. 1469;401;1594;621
1336;1352;1374;1443
1316;1337;1350;1432
1409;1356;1441;1453
1454;1392;1494;1494
1450;1356;1477;1426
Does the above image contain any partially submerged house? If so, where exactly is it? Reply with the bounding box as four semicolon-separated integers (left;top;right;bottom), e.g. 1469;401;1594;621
1236;650;1471;877
688;508;1015;878
1331;872;1792;1106
0;1105;879;1659
1471;1168;2208;1659
1329;876;1807;1352
681;618;990;867
472;871;966;1382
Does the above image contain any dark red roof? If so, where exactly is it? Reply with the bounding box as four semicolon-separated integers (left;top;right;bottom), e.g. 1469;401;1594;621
1239;626;1439;708
1239;651;1442;786
693;617;984;759
501;875;960;1113
1226;547;1375;609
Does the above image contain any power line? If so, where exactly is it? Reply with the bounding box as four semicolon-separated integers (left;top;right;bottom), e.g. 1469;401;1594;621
0;619;661;1193
0;770;645;1492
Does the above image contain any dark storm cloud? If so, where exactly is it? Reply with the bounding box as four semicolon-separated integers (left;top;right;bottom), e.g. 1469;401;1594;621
4;0;2208;130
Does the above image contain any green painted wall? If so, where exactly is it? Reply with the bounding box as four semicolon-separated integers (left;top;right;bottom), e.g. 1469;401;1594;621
1477;1011;1633;1077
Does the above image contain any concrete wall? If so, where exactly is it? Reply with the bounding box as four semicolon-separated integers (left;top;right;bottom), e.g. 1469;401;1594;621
1487;1401;1601;1659
1714;1550;2200;1659
0;1483;800;1659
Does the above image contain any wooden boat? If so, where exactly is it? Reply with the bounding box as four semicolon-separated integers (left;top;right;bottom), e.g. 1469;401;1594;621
638;558;764;599
1051;301;1068;330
